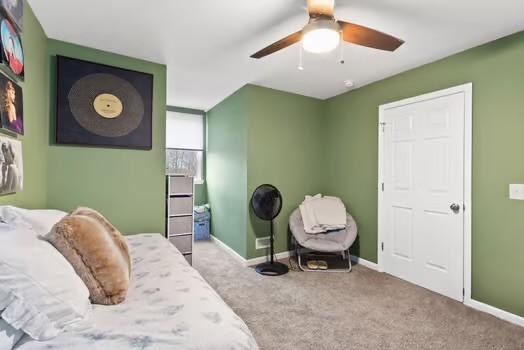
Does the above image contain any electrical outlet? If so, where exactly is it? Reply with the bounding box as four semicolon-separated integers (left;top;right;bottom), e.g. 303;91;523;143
509;184;524;200
255;237;270;250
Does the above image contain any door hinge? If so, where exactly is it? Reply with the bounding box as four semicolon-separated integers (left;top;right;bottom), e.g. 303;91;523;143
462;288;465;296
381;183;385;192
379;122;386;132
381;242;384;251
463;203;466;212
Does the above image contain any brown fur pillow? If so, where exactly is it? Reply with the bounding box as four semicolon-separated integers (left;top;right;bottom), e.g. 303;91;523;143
71;207;132;274
45;207;131;305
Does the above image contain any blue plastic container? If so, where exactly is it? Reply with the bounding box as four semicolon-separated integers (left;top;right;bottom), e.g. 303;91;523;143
194;219;210;240
194;205;211;240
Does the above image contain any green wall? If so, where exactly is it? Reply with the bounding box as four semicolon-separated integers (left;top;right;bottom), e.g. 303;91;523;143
0;2;49;208
246;85;324;258
194;184;207;205
0;3;168;236
17;1;521;317
324;31;524;317
207;85;324;259
46;40;167;234
206;88;248;257
207;31;524;317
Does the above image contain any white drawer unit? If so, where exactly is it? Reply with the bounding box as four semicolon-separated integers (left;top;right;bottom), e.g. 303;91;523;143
169;176;193;195
166;175;194;265
169;196;193;216
168;216;192;235
169;234;192;254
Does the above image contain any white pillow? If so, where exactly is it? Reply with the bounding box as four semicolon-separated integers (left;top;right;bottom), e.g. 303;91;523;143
0;206;67;234
0;318;23;350
0;222;91;340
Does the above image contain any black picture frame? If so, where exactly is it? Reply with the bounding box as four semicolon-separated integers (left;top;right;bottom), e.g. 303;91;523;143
0;71;23;135
0;134;22;195
0;15;23;80
56;56;153;150
0;0;22;32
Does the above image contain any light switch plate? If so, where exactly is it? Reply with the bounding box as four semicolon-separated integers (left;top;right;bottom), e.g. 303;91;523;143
509;184;524;200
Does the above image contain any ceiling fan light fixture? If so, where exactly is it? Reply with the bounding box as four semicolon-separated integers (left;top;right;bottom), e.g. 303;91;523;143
302;20;340;54
250;0;404;59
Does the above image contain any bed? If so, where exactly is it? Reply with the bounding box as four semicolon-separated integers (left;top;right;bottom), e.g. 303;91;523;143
14;234;258;350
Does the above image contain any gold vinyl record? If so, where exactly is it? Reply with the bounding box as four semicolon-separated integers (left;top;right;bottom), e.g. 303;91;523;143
67;73;144;138
93;93;123;119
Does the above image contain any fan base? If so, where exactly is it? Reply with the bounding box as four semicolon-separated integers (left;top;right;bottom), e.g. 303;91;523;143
255;261;289;276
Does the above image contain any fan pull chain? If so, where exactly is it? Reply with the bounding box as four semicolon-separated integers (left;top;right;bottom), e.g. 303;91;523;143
339;34;345;65
298;45;304;71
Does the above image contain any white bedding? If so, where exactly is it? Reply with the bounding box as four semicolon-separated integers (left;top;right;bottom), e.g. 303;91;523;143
15;234;258;350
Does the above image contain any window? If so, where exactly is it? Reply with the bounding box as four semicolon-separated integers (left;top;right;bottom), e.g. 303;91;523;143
166;110;205;183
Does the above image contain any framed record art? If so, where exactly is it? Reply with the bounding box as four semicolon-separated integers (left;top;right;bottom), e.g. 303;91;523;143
0;16;23;79
0;0;22;31
0;72;23;134
0;135;22;195
56;56;153;150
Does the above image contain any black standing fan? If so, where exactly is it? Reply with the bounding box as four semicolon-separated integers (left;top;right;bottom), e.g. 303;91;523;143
250;184;289;276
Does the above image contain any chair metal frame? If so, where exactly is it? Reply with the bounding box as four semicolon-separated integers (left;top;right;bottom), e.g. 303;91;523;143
293;236;352;273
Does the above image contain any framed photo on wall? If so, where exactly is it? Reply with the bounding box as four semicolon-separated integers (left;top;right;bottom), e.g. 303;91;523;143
55;56;153;150
0;16;23;79
0;72;23;134
0;0;23;31
0;135;22;195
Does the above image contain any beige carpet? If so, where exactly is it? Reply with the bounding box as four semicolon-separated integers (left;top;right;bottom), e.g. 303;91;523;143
193;241;524;350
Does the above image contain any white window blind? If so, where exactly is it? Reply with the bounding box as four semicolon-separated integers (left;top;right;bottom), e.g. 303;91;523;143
166;111;204;150
166;110;205;183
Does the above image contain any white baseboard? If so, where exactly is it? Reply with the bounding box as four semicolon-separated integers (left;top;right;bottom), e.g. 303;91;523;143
245;250;292;267
209;235;523;327
350;255;379;271
465;298;524;327
210;235;379;270
209;235;292;267
209;235;246;265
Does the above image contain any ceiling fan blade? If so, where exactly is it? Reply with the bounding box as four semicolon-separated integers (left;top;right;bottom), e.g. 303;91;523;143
339;21;404;51
307;0;335;18
250;31;303;59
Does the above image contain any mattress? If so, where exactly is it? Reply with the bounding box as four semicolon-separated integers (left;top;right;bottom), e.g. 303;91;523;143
15;234;258;350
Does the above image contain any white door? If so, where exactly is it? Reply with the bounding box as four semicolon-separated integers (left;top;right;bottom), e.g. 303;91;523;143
380;89;467;301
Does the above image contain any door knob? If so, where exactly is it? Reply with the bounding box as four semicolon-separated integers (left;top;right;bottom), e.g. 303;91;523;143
450;203;460;213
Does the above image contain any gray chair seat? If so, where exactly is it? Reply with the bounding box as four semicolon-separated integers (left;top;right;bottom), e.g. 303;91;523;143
289;208;358;253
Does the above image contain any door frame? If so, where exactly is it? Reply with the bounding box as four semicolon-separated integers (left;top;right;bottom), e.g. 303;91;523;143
377;83;473;303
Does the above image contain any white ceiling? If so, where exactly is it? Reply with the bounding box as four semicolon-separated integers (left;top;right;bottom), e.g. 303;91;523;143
29;0;524;111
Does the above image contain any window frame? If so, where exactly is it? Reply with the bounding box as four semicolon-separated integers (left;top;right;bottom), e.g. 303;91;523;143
166;106;206;184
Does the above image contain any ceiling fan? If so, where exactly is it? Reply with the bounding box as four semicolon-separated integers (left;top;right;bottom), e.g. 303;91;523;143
251;0;404;59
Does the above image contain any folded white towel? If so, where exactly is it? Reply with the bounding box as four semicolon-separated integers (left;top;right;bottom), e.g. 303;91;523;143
300;193;324;233
299;203;322;234
305;193;322;201
312;196;346;228
300;194;347;234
